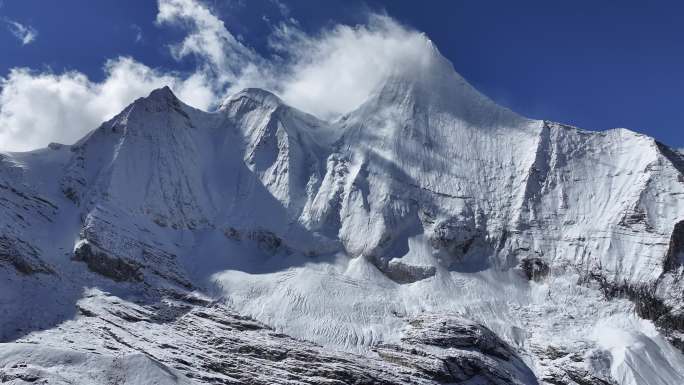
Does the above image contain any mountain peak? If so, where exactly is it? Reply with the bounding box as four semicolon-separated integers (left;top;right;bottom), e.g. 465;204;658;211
146;85;180;105
129;85;182;113
343;37;527;130
5;43;684;385
219;88;283;112
147;85;176;101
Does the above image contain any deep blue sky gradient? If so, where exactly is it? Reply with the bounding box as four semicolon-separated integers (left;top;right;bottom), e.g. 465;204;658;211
1;0;682;147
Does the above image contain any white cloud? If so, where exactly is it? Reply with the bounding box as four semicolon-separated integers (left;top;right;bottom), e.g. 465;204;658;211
0;58;216;152
154;0;434;118
4;19;37;45
269;15;435;118
156;0;262;82
0;0;435;151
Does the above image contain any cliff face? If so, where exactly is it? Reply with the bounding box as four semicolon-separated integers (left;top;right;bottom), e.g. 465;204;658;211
1;42;684;385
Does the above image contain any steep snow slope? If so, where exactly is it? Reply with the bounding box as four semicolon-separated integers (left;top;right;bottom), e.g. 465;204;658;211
1;37;684;384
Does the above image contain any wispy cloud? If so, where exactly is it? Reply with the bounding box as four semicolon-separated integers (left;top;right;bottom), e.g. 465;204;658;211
4;18;37;45
0;0;435;151
155;0;434;118
270;0;290;17
156;0;262;82
131;24;143;43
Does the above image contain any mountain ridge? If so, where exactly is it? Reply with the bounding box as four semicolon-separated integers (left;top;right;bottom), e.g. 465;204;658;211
1;42;684;384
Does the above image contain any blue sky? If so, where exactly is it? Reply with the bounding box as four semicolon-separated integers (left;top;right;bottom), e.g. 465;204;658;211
1;0;682;150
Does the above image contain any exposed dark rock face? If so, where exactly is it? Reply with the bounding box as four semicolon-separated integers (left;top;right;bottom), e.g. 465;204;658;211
375;314;536;384
534;345;616;385
223;227;242;241
618;206;654;232
664;220;684;272
541;368;616;385
0;236;52;275
62;185;80;204
520;256;550;282
247;229;286;255
383;260;437;284
402;315;513;358
656;141;684;175
581;271;684;352
72;241;143;282
429;217;481;264
5;293;536;385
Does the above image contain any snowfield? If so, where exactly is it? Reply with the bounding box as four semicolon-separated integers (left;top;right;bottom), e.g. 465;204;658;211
1;37;684;385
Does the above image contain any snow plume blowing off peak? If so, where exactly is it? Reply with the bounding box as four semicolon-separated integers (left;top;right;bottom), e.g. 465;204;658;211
0;0;443;152
267;15;448;119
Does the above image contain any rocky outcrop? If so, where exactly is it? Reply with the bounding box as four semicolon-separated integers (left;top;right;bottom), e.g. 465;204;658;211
401;315;515;358
72;241;143;282
533;345;616;385
664;220;684;272
384;260;437;283
3;292;536;385
374;315;535;384
581;271;684;352
0;236;52;275
429;216;483;265
247;229;287;255
541;368;616;385
520;256;550;282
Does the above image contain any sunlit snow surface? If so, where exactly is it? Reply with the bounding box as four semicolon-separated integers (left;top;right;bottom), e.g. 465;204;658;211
1;38;684;384
212;253;684;384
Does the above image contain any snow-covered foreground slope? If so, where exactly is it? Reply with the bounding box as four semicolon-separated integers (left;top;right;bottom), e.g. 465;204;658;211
2;38;684;384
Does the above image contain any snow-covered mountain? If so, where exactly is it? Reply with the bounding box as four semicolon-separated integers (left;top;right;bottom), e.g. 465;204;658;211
2;38;684;385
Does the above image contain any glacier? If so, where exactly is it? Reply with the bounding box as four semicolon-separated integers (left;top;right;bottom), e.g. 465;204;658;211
1;36;684;384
